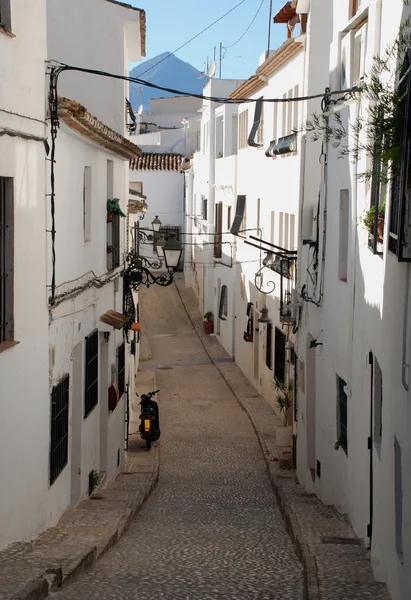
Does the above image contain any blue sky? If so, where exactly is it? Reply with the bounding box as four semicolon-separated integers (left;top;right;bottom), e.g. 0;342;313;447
130;0;287;79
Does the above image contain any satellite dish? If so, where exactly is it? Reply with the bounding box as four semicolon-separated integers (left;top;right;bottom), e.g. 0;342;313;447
138;104;144;115
207;61;217;79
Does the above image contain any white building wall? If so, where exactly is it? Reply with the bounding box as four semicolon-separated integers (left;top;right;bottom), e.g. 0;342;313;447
0;0;50;549
46;0;142;134
296;1;411;599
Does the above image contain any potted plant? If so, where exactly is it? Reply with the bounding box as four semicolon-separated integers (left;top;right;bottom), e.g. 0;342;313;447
359;199;386;242
107;198;126;222
203;311;214;334
273;376;294;447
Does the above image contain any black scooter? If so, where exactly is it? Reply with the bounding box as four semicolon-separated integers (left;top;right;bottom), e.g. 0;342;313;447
138;389;160;450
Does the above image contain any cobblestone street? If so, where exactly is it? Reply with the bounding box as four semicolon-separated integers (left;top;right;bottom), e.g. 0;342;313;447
50;279;304;600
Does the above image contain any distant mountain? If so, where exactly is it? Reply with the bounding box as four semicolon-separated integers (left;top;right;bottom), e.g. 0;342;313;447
129;52;204;113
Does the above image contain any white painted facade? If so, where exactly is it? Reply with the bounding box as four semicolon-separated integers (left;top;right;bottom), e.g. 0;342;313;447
0;0;50;550
48;124;131;509
0;0;144;550
295;1;411;599
47;0;144;134
184;47;305;421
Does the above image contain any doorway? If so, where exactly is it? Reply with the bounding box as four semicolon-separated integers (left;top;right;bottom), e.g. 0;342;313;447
254;307;260;383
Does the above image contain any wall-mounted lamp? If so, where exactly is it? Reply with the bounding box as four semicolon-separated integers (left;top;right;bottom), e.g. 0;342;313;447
104;332;110;343
258;305;271;324
309;331;323;349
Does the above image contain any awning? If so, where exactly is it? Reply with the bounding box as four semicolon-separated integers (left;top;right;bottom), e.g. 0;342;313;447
247;97;264;148
230;195;246;235
265;133;297;157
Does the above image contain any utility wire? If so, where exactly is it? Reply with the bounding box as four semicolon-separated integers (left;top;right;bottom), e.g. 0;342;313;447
224;0;265;50
49;63;360;105
137;0;248;78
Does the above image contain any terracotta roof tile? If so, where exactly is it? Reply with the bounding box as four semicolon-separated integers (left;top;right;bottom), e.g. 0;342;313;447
129;153;183;171
230;38;304;100
58;97;142;159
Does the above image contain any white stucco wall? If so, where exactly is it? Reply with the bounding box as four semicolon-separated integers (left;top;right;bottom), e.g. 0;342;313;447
0;0;50;550
296;2;411;599
46;0;142;134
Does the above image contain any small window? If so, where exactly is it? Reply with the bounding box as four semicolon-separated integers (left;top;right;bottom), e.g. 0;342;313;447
0;1;11;32
349;0;363;19
214;203;223;259
202;196;208;221
231;115;238;155
239;110;249;149
336;375;348;454
374;357;383;451
216;115;224;158
85;330;99;417
83;167;92;243
0;177;14;344
339;190;349;281
117;342;126;397
107;214;121;270
266;323;273;369
50;375;69;485
227;206;232;230
274;327;286;381
219;285;228;320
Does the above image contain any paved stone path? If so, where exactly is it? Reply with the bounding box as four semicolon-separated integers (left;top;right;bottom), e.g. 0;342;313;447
50;280;304;600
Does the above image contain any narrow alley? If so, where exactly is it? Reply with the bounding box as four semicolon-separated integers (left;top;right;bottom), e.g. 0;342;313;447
50;277;304;600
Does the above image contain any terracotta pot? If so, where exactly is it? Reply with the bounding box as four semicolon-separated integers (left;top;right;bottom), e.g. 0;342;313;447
107;211;113;223
377;215;384;243
131;322;141;332
276;425;293;447
203;320;214;334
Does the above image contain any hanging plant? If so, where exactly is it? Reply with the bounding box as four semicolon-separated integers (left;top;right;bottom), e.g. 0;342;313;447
301;17;411;185
358;199;386;232
107;198;126;218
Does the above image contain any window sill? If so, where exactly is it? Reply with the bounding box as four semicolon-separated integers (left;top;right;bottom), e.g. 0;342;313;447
0;340;20;354
0;25;15;38
342;5;368;33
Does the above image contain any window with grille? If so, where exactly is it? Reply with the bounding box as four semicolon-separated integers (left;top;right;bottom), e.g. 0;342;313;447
202;196;208;221
85;330;99;417
117;342;125;397
0;177;13;344
274;327;286;381
218;285;228;320
336;375;348;454
50;375;69;485
214;202;223;258
266;323;273;369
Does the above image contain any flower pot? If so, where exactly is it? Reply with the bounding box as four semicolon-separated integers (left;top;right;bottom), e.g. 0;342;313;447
276;425;293;447
107;211;113;223
131;322;141;332
377;215;384;243
203;320;214;334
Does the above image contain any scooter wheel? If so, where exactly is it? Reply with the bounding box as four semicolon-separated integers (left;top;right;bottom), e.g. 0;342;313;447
145;434;152;450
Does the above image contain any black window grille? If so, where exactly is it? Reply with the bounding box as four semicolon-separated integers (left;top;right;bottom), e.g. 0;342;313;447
0;177;14;344
202;196;208;220
218;285;228;320
274;327;286;381
266;322;273;369
117;342;125;397
214;203;223;259
336;375;348;454
85;330;99;417
50;375;69;485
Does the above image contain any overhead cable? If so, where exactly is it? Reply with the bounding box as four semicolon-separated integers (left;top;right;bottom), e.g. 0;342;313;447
224;0;265;50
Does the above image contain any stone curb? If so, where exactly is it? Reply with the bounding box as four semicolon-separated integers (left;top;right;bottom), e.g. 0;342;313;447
4;390;160;600
175;281;319;600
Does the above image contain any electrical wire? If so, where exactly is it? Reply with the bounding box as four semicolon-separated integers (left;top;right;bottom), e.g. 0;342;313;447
136;0;248;78
49;62;360;105
0;107;48;125
224;0;265;50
